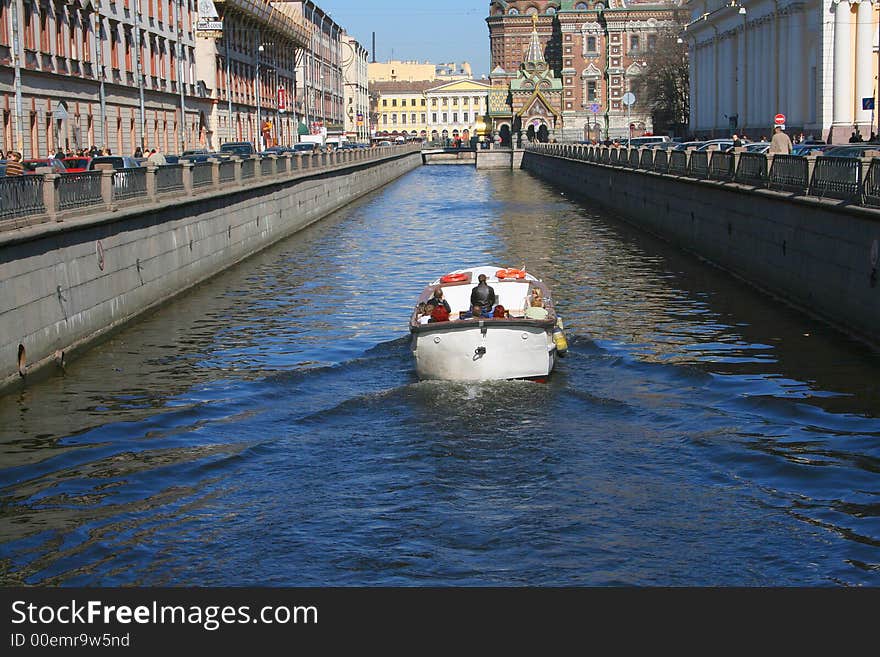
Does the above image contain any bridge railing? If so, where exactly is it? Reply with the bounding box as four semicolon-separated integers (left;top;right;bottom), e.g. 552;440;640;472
523;142;880;209
0;143;422;231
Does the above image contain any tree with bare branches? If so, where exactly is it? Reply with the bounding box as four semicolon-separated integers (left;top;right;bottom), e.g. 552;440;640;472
635;28;689;137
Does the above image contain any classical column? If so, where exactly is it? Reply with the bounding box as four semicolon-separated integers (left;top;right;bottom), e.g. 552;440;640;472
832;0;855;129
854;0;875;128
788;7;805;127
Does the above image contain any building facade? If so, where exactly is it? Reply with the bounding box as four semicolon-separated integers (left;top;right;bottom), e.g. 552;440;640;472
341;30;369;143
0;0;210;158
371;80;433;140
487;0;684;142
204;0;310;150
685;0;879;143
425;78;490;142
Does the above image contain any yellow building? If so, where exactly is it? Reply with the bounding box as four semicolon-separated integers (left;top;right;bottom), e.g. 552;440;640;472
371;81;434;140
369;61;437;83
425;79;491;143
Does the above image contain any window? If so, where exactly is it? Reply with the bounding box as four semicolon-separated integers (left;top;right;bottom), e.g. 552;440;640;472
630;35;639;51
463;112;469;123
392;114;397;124
421;99;426;106
442;98;447;106
392;99;397;106
546;7;556;14
382;99;387;106
587;36;596;52
402;114;406;124
587;81;597;101
647;34;657;50
411;113;416;123
452;112;458;123
442;112;447;122
411;99;416;107
509;8;518;14
421;113;426;123
382;114;387;125
452;97;458;106
432;113;437;122
576;2;588;8
431;98;437;107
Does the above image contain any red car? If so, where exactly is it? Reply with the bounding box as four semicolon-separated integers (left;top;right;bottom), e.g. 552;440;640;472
21;158;67;174
62;157;92;172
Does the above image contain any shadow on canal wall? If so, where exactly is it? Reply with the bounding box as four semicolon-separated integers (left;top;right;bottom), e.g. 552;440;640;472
0;150;422;395
521;149;880;348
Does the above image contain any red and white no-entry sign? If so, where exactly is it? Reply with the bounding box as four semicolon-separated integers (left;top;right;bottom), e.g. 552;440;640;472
774;113;786;125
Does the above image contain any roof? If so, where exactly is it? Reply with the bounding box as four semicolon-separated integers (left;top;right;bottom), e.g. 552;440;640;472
370;80;437;94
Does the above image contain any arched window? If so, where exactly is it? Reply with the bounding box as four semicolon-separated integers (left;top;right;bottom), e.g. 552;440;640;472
526;6;538;16
508;8;519;15
575;2;588;9
546;7;556;15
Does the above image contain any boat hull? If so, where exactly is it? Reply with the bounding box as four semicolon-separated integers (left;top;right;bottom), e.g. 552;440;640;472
412;321;556;381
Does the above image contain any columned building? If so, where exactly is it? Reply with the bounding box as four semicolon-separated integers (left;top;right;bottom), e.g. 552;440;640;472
0;0;211;158
684;0;879;143
371;80;433;140
341;30;369;143
425;78;490;143
487;0;682;142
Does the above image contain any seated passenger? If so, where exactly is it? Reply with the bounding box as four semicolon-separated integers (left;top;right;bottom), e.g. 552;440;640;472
492;305;508;318
430;288;451;314
459;303;485;320
429;305;450;322
416;302;431;324
524;296;549;320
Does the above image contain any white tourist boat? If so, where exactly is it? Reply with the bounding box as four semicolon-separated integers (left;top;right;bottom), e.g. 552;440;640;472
410;265;567;381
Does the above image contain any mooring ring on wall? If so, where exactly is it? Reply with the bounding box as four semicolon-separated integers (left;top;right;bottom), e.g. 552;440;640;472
96;240;105;271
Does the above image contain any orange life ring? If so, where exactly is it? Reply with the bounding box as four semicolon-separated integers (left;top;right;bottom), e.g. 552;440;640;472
496;268;526;280
440;272;468;283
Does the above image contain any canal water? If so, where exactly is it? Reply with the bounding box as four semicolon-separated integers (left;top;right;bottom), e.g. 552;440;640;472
1;165;879;586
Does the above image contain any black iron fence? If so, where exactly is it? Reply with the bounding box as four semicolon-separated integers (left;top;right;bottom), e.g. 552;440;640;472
191;162;214;188
0;175;45;220
57;172;103;211
112;168;147;202
526;143;880;210
156;165;184;194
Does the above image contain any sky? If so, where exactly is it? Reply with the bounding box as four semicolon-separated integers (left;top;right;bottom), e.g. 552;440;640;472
316;0;491;77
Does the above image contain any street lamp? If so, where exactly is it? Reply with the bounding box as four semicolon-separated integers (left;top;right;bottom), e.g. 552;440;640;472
256;44;264;150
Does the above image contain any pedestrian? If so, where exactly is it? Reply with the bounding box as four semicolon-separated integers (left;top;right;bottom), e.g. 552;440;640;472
731;133;743;149
769;125;793;154
5;151;24;176
871;132;878;143
133;146;143;158
849;131;858;143
147;148;167;165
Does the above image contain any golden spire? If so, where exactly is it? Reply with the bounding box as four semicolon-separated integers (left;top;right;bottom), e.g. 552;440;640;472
532;13;538;29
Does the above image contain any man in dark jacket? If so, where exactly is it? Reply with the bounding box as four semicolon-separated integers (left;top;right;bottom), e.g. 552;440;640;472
470;274;496;312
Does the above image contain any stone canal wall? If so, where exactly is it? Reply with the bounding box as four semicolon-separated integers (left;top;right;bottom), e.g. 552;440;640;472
521;147;880;346
0;148;422;393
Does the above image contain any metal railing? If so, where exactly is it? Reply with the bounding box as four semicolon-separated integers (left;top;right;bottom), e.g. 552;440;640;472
219;160;236;183
112;167;147;202
639;149;654;169
156;165;184;193
0;175;45;220
809;156;861;201
191;162;214;188
57;172;103;211
862;158;880;208
688;150;710;179
653;149;668;173
735;152;768;186
0;144;421;230
769;155;809;193
708;151;734;181
668;150;688;175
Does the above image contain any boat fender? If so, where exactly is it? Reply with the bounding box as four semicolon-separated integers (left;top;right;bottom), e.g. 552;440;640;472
440;273;468;283
552;326;568;356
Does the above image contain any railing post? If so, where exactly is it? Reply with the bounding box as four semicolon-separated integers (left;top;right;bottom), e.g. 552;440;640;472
99;167;115;210
42;173;58;221
181;161;194;195
294;153;303;173
732;147;744;179
211;159;221;190
765;153;775;185
145;164;158;201
232;156;242;186
805;154;818;189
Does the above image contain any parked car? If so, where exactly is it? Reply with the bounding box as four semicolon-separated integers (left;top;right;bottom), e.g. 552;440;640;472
0;160;6;176
62;157;92;172
22;158;67;174
745;142;770;153
673;141;706;151
819;143;880;158
219;141;256;157
377;140;392;147
261;146;296;156
628;135;671;148
695;139;735;152
292;143;319;153
88;156;141;170
180;149;213;163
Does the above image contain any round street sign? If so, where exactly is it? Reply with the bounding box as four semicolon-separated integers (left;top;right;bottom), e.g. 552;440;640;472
621;92;636;107
774;113;786;125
